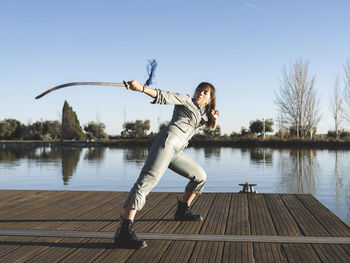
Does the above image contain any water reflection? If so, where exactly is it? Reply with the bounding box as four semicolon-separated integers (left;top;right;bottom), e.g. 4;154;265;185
249;148;273;165
334;151;342;208
38;147;63;162
278;149;318;194
204;147;221;159
0;148;37;162
123;148;148;164
0;147;62;166
84;147;106;164
0;146;350;226
61;148;82;185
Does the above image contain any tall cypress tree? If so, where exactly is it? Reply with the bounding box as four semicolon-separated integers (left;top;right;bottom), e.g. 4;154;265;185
61;101;86;140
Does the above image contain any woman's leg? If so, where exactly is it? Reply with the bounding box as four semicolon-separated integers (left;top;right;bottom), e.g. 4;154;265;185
115;137;177;248
123;203;137;220
182;190;197;206
123;139;176;213
168;151;207;198
168;151;207;220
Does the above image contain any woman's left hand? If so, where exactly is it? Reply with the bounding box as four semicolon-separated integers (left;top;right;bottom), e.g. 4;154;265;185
211;109;220;119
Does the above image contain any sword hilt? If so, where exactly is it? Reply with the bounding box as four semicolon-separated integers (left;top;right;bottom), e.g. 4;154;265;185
123;80;130;90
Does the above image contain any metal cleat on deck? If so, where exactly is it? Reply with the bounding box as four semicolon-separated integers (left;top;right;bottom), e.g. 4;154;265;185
239;182;258;193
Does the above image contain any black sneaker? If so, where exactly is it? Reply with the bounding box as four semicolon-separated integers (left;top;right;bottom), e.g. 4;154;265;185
114;218;147;249
174;200;203;221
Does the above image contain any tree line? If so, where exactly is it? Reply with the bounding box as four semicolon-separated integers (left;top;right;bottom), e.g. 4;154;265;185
2;58;350;141
0;100;223;140
0;101;107;141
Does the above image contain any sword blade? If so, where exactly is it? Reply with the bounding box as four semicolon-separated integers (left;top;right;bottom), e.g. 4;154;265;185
35;81;128;99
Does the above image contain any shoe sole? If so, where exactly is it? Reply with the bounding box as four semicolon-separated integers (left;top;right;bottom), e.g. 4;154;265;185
114;242;147;249
174;216;203;221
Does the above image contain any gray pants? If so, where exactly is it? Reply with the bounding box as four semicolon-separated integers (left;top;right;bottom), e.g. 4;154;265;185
124;128;207;211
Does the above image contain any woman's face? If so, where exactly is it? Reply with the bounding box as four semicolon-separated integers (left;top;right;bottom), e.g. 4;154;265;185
194;87;211;108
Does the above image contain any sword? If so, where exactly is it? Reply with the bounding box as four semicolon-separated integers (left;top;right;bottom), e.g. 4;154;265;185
35;59;157;99
35;81;130;99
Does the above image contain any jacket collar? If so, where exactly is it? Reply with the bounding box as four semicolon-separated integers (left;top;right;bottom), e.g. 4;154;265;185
192;98;201;110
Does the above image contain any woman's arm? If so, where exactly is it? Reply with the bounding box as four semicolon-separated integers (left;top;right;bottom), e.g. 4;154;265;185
127;80;157;98
127;80;191;105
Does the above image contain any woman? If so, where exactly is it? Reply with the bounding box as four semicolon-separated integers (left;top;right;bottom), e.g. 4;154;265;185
115;80;220;249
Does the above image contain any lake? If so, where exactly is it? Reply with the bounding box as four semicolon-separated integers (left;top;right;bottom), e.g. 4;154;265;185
0;146;349;225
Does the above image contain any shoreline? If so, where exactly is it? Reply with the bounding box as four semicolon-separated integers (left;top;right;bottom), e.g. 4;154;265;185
1;138;350;149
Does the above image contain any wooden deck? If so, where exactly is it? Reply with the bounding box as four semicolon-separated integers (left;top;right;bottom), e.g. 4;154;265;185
0;190;349;262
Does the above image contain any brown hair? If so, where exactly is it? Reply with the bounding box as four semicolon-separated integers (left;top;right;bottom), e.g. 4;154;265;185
195;82;216;129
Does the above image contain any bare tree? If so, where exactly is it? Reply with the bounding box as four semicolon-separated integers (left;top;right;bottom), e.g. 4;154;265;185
274;59;321;138
343;59;350;122
331;75;343;137
276;113;288;139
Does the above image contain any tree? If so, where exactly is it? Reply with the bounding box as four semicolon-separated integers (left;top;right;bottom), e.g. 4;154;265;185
202;125;221;138
84;121;107;140
159;121;169;131
276;113;289;139
249;119;273;137
26;121;42;140
240;127;251;136
343;59;350;123
0;119;24;139
44;120;61;139
331;75;343;138
123;120;150;137
23;120;61;140
274;59;321;138
61;101;86;140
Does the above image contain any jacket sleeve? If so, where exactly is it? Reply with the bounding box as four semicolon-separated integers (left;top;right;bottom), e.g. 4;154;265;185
151;89;192;105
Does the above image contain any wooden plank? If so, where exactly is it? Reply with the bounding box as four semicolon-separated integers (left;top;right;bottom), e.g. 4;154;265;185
92;247;135;263
264;194;301;236
0;190;52;209
0;190;68;218
225;193;250;235
31;191;116;230
253;243;288;263
0;193;108;262
0;236;38;258
341;244;350;257
188;241;224;263
23;237;87;263
125;240;171;263
133;193;174;233
0;236;63;263
51;238;111;263
296;194;350;237
280;194;330;236
199;193;231;235
54;192;126;231
312;244;350;263
1;191;100;229
158;241;196;263
283;244;322;263
248;194;277;236
222;242;254;263
20;192;167;262
0;191;88;222
1;191;350;262
0;191;124;262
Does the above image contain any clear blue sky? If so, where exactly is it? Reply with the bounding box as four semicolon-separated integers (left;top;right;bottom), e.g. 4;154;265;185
1;0;350;135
